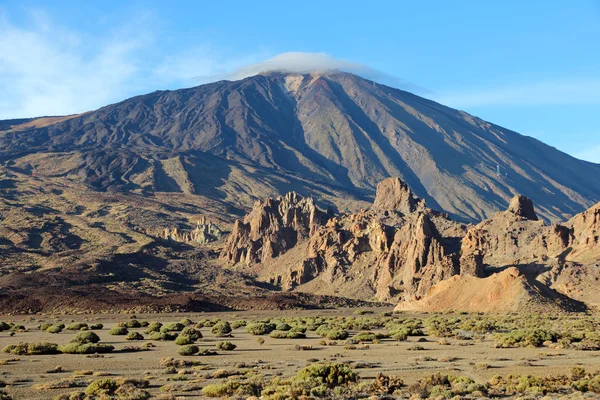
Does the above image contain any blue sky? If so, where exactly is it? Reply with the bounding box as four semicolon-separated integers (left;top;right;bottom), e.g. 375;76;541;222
1;1;599;162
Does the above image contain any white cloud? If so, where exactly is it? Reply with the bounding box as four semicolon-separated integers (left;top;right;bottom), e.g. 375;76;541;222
227;52;376;79
0;10;149;119
221;52;426;93
433;80;600;109
575;144;600;164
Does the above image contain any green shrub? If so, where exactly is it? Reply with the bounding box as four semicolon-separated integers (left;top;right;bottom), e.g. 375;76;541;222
70;331;100;344
181;326;202;340
294;363;358;388
58;343;114;354
177;345;199;356
3;342;59;355
270;330;306;339
39;323;53;331
494;329;560;348
174;335;194;345
89;323;103;330
125;320;141;328
160;322;185;332
46;325;63;334
211;321;232;337
276;323;292;331
65;323;88;331
85;378;119;396
353;331;387;342
149;332;178;341
217;341;237;351
126;332;144;341
315;326;349;340
179;318;194;326
144;322;162;333
232;320;247;329
108;326;128;336
246;322;275;335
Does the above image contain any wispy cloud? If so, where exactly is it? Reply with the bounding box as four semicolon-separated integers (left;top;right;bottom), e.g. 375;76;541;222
0;10;153;119
157;51;426;94
433;79;600;109
221;52;427;93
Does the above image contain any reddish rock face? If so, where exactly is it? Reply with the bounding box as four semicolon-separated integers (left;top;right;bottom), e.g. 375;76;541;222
159;216;223;244
221;177;472;301
507;195;538;221
220;192;331;265
373;177;426;215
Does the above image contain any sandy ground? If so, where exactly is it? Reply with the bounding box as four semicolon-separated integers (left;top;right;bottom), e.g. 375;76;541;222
1;308;599;399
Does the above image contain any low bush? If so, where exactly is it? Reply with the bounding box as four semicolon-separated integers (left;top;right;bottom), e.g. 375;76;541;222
144;322;162;333
65;323;88;331
3;342;59;355
46;325;63;334
89;323;103;330
58;343;114;354
269;330;306;339
148;332;178;341
494;329;560;348
108;326;128;336
70;331;100;344
246;322;275;335
211;321;232;337
126;332;144;341
174;335;194;345
181;326;202;340
177;345;199;356
294;362;358;388
125;320;142;328
232;320;247;329
161;322;185;333
217;341;237;351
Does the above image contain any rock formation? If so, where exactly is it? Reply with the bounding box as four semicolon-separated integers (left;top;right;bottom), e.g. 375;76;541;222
223;177;476;302
160;216;224;244
220;192;332;264
221;176;600;311
372;177;426;215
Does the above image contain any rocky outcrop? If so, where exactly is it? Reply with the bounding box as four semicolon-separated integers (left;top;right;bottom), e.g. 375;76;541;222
160;216;223;244
372;177;426;215
507;195;538;220
220;192;332;264
245;178;474;302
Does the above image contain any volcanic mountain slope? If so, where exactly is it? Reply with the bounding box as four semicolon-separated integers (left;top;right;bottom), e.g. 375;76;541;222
222;176;599;312
1;71;599;222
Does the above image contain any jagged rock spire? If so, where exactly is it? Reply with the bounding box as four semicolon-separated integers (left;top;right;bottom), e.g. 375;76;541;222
373;177;426;215
507;195;538;221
